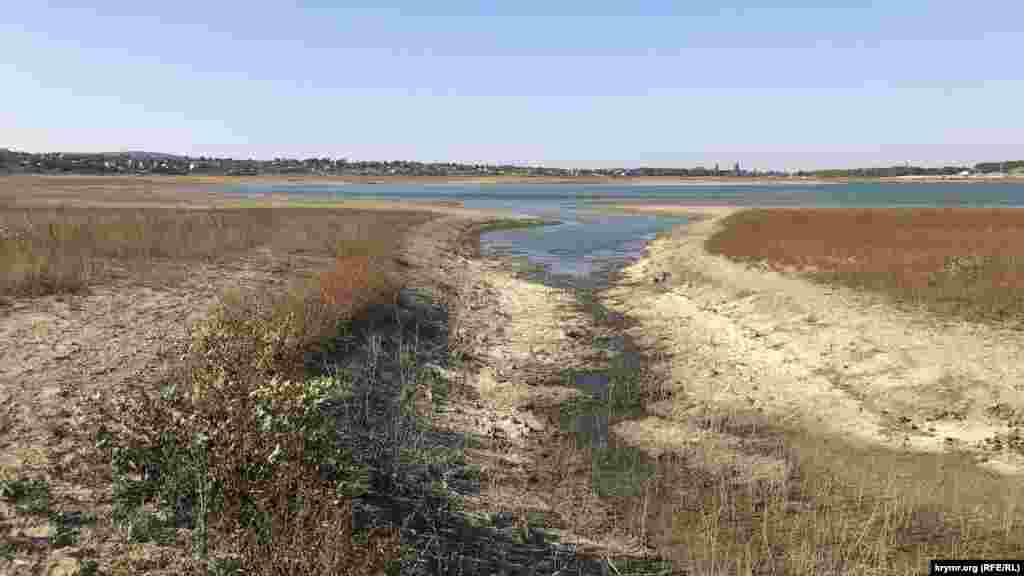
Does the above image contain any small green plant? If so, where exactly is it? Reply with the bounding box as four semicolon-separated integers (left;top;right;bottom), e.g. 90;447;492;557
476;218;561;234
98;288;401;573
74;559;101;576
0;539;15;562
50;519;78;548
0;476;51;516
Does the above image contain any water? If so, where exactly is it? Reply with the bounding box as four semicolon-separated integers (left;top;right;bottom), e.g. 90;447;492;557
228;180;1024;209
228;180;1024;279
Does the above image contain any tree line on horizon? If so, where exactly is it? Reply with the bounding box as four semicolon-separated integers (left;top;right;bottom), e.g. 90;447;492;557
799;160;1024;178
1;148;1021;178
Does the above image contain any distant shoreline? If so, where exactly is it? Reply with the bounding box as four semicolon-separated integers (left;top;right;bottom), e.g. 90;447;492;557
4;173;1024;187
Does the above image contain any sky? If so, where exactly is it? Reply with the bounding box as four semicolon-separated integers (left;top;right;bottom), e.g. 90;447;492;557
2;1;1023;170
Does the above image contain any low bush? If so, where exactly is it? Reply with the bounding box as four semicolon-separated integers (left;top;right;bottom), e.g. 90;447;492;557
96;255;409;573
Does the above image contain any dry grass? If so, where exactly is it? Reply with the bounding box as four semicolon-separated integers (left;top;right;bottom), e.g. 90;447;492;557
0;174;229;207
99;282;405;574
80;214;436;573
0;178;447;573
613;408;1024;575
0;204;432;297
706;208;1024;325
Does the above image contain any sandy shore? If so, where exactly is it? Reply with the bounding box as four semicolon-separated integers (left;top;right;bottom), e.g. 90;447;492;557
602;206;1024;476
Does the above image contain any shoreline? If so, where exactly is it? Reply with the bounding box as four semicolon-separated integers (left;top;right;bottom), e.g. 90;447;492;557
603;207;1024;475
8;172;1024;188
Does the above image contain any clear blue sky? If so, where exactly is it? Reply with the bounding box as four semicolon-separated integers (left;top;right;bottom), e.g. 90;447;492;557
3;1;1022;170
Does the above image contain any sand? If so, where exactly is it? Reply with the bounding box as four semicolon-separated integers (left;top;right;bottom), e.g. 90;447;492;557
602;206;1024;476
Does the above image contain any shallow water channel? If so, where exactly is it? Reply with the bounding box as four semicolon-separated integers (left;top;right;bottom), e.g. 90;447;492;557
480;207;688;562
480;208;686;430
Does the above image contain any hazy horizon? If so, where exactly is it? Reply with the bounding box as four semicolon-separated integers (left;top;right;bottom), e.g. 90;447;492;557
3;1;1023;171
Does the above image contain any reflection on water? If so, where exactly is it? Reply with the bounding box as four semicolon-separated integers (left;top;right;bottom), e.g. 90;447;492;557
479;209;687;277
226;181;1024;210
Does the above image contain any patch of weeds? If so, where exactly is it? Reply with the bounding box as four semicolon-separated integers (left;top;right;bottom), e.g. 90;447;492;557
590;445;656;499
0;476;51;516
558;394;604;425
0;539;15;562
98;321;400;573
116;509;174;545
607;372;644;413
208;556;242;576
424;366;452;408
73;559;101;576
606;557;676;575
476;218;562;235
50;520;78;548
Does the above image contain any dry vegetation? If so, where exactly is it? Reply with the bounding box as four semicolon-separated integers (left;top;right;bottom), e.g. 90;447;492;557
599;207;1024;574
706;208;1024;325
2;178;664;575
16;183;1024;574
0;187;451;573
0;203;431;298
621;409;1024;575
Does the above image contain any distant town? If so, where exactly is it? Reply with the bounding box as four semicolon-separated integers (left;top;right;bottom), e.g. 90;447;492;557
1;148;1022;179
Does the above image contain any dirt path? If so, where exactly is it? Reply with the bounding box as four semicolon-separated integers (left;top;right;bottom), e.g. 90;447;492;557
603;206;1024;476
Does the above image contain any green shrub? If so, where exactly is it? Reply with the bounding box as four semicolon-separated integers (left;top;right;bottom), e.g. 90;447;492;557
98;287;401;574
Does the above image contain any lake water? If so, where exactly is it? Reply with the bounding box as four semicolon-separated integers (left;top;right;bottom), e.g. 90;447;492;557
229;181;1024;280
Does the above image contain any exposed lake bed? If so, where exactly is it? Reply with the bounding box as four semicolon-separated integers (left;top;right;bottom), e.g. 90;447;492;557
5;176;1024;574
257;181;1024;570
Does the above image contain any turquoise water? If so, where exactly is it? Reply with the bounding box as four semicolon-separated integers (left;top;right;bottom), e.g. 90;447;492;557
229;181;1024;209
228;181;1024;279
481;212;687;277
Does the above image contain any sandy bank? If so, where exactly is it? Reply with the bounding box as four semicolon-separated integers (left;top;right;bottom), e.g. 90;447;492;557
602;207;1024;476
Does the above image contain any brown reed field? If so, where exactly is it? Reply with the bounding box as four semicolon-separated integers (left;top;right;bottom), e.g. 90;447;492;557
706;207;1024;325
